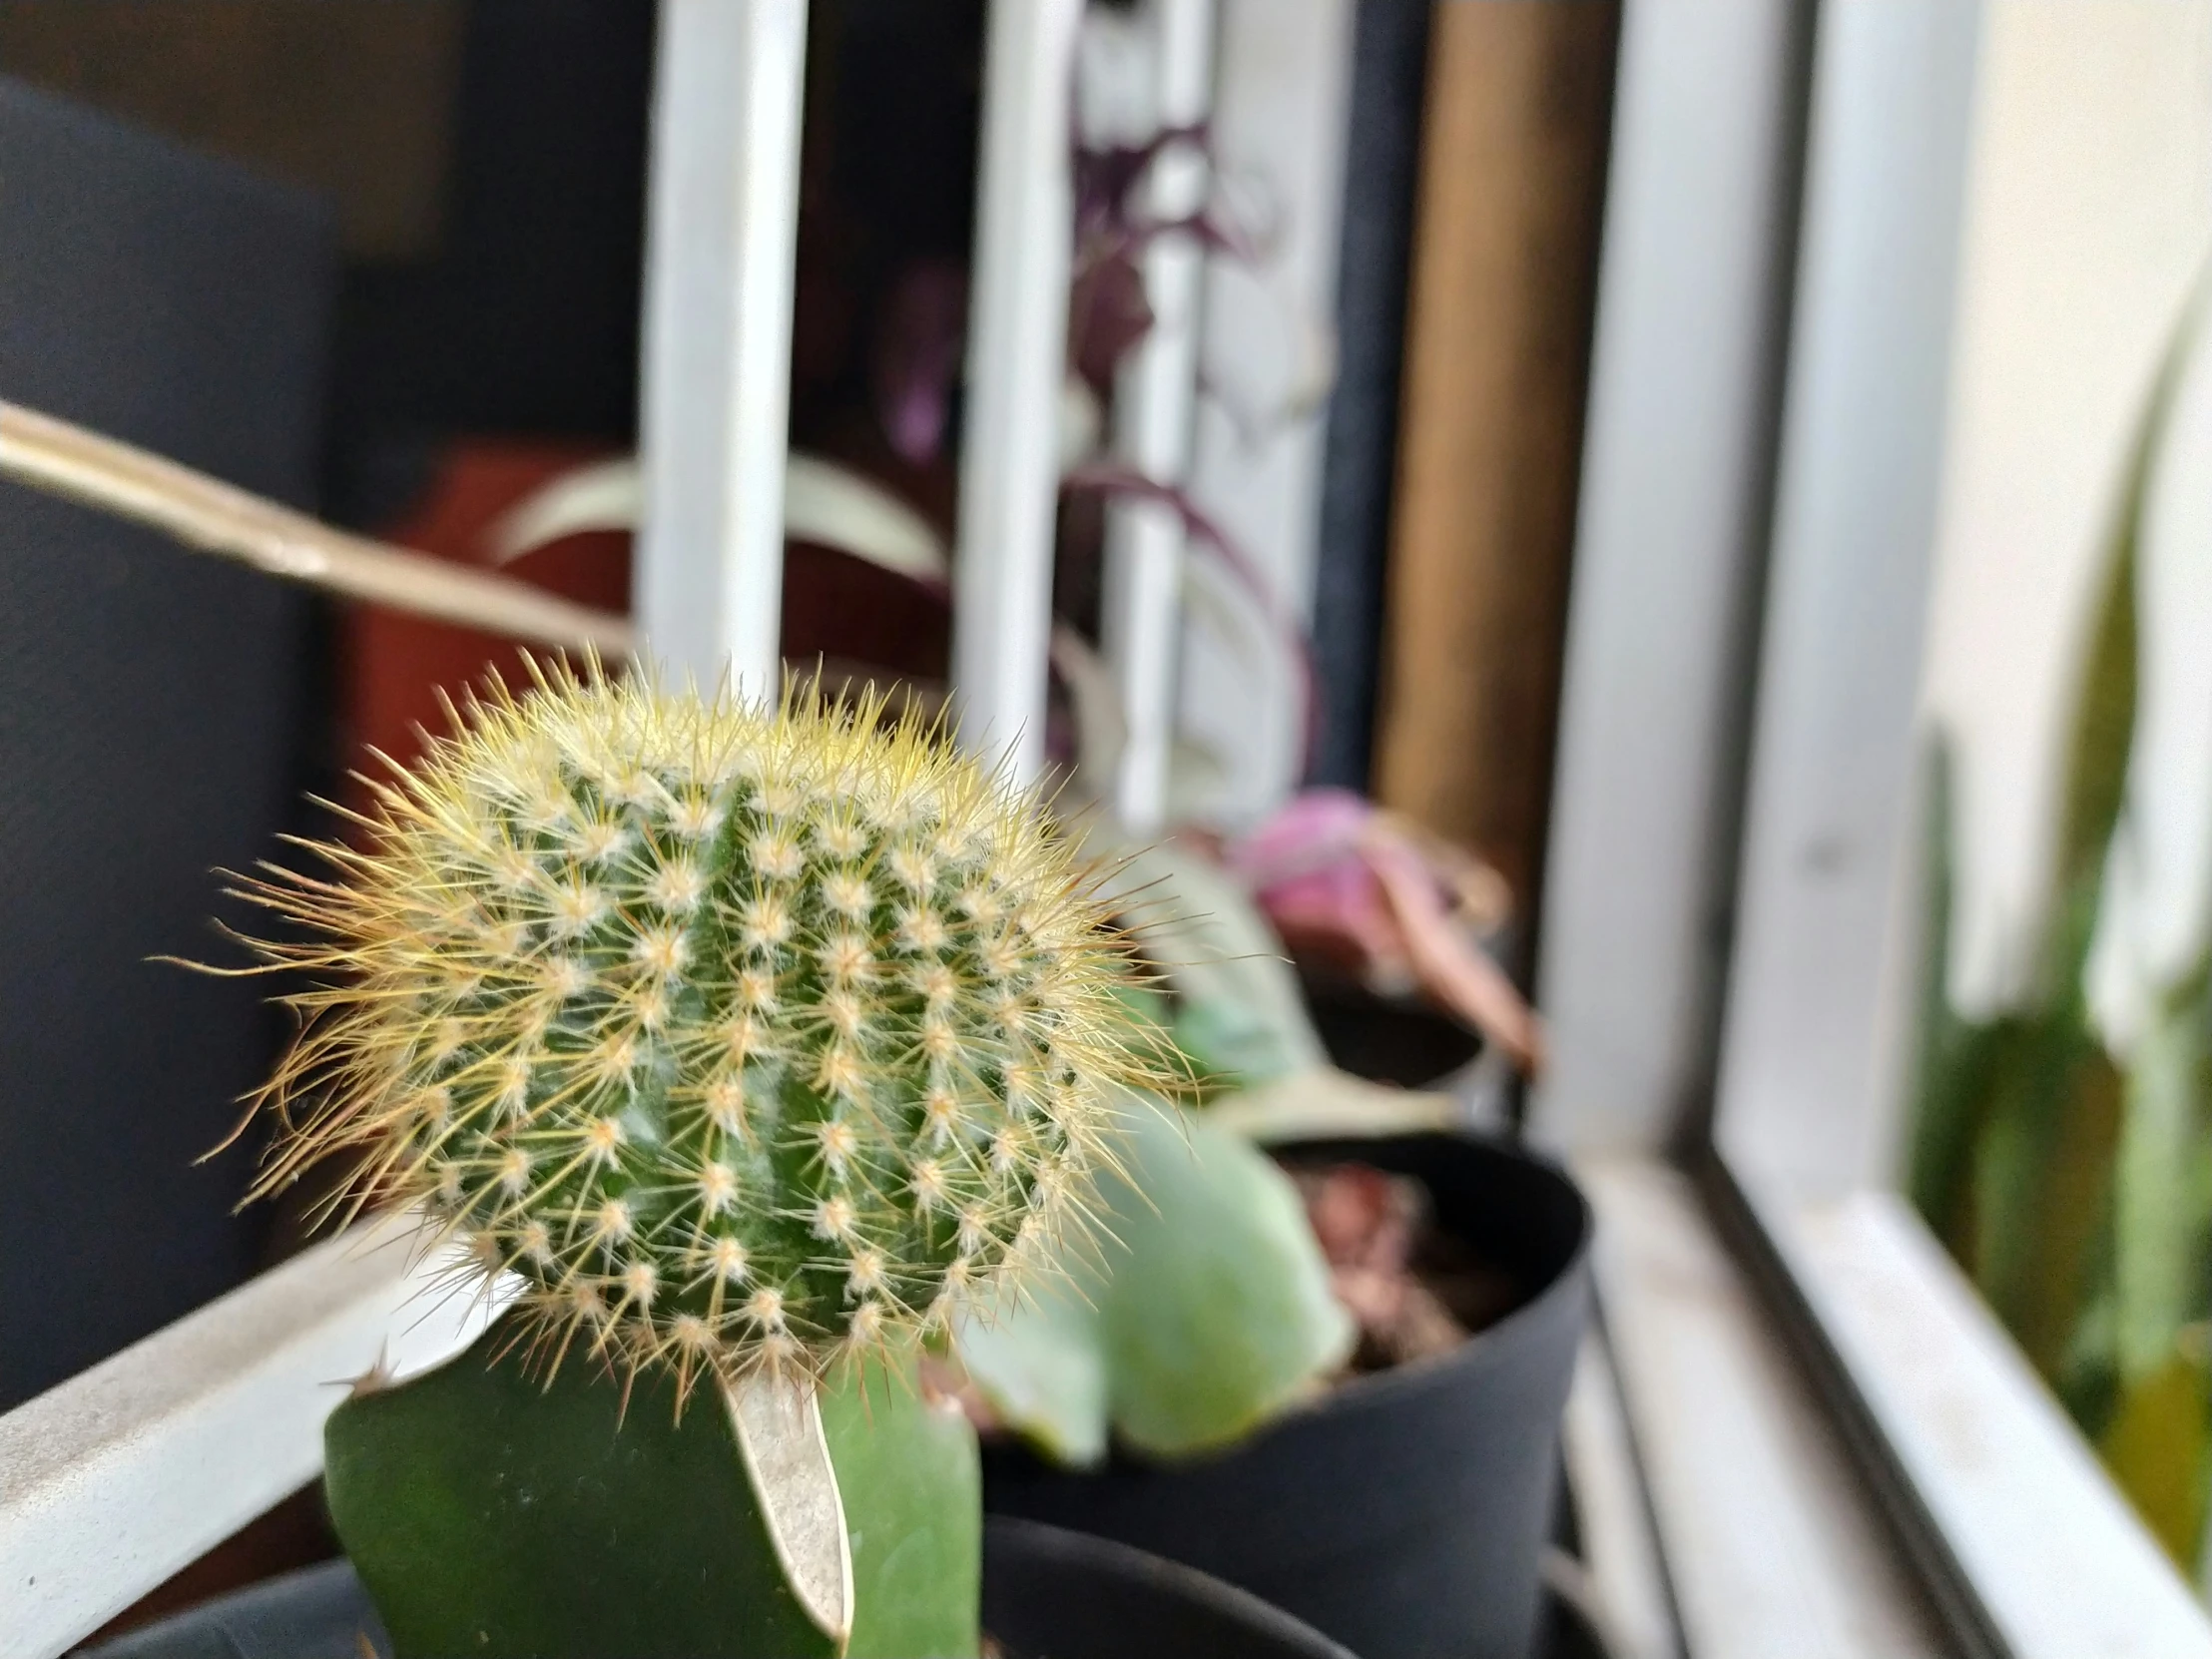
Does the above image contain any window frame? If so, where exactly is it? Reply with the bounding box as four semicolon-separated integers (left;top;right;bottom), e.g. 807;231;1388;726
1537;3;2212;1655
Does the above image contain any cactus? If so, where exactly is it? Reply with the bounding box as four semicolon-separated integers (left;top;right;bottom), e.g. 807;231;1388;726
236;659;1160;1397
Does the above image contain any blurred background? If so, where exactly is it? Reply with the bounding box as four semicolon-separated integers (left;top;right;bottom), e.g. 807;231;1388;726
2;0;2210;1639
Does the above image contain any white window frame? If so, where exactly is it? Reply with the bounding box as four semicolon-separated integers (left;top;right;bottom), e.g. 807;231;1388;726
1540;3;2212;1656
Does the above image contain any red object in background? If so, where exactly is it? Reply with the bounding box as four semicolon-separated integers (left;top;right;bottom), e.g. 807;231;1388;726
342;442;630;812
342;440;956;824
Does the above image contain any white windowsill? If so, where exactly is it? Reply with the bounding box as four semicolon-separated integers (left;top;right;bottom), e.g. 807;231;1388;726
1578;1157;1944;1659
1759;1182;2212;1659
1586;1152;2212;1659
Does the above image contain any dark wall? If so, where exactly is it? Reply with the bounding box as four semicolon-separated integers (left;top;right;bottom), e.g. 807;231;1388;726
327;0;657;524
1310;0;1432;792
0;81;334;1408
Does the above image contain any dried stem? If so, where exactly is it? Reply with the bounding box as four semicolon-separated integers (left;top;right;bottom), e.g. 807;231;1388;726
0;399;637;657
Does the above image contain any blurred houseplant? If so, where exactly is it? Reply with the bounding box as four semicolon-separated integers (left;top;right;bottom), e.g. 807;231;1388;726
968;834;1587;1659
1911;274;2212;1577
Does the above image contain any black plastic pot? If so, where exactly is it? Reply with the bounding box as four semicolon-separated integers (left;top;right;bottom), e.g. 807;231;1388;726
1302;976;1483;1089
983;1131;1593;1659
80;1518;1353;1659
984;1516;1355;1659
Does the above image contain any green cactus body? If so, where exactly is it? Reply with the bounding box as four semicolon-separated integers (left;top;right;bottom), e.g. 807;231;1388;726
243;662;1148;1395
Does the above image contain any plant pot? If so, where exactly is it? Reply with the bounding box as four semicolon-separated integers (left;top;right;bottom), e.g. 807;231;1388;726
79;1518;1354;1659
1302;974;1484;1089
982;1131;1593;1659
983;1516;1355;1659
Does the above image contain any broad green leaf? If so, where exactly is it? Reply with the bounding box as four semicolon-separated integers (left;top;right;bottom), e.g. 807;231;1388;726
2054;503;2141;898
2056;1262;2123;1439
1086;831;1327;1090
821;1353;982;1659
326;1316;834;1659
957;1093;1351;1464
1966;1006;2123;1380
953;1263;1112;1466
2111;967;2212;1382
2082;283;2212;1058
326;1315;979;1659
1099;1094;1353;1454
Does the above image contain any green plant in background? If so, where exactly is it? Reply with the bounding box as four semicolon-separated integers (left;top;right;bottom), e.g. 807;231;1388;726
1910;276;2212;1577
232;660;1173;1656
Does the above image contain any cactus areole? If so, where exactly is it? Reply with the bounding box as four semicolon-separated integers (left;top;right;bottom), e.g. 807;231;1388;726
239;660;1151;1398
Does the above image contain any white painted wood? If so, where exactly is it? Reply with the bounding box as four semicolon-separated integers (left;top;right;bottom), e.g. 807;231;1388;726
0;1217;492;1659
1099;0;1215;832
1761;1184;2212;1658
635;0;811;701
1712;0;1982;1199
1580;1159;1943;1659
1533;1;1810;1156
953;0;1085;783
1560;1335;1683;1659
1171;0;1354;828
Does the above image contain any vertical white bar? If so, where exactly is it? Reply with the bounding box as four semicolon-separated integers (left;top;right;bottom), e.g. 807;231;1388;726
1100;0;1216;831
1171;0;1356;827
954;0;1085;782
1532;1;1809;1156
1712;0;1981;1199
635;0;810;700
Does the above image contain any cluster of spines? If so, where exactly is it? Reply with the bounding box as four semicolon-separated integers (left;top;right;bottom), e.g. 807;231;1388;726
233;659;1166;1398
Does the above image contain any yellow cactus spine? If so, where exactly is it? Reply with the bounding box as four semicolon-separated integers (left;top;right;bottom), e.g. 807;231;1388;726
232;658;1156;1399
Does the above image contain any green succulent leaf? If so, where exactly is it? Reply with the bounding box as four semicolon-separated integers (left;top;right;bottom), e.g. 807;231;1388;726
325;1314;979;1659
2111;967;2212;1383
950;1265;1112;1466
1087;832;1328;1091
822;1353;982;1659
958;1092;1352;1464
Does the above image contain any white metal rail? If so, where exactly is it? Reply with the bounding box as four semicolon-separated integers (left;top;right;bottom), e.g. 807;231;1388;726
1099;0;1215;830
0;1219;489;1658
951;0;1086;783
634;0;810;699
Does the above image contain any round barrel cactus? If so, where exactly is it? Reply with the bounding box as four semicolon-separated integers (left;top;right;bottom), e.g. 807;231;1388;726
240;662;1154;1394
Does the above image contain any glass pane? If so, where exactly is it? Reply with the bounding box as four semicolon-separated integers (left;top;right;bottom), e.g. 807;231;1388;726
1903;0;2212;1583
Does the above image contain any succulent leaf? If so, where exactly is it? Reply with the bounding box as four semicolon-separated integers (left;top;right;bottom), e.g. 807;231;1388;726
327;1314;981;1659
237;660;1163;1393
957;1091;1352;1462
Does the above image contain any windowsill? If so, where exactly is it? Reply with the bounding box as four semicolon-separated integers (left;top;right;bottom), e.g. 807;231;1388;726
1751;1179;2212;1659
1579;1153;2212;1659
1575;1157;1945;1659
0;1216;488;1659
